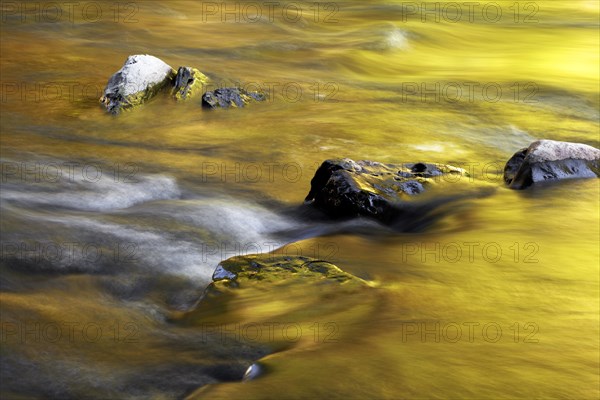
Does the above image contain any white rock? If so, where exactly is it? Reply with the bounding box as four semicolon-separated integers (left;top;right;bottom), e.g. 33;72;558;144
100;54;175;114
504;139;600;189
527;140;600;163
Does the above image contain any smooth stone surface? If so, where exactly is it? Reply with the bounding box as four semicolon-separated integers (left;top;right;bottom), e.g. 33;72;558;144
304;158;468;223
172;66;209;101
202;87;265;109
100;54;175;114
209;254;367;289
504;140;600;189
194;254;370;309
242;363;263;381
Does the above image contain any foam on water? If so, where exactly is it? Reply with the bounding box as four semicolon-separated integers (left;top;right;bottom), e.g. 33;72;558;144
359;26;410;51
1;167;181;211
5;197;302;282
30;218;222;281
167;200;296;241
0;160;314;281
385;28;409;50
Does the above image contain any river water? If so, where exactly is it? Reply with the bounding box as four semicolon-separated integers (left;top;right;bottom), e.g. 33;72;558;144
1;1;599;399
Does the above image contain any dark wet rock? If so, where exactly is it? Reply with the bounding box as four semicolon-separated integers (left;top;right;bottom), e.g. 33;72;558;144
202;87;265;109
304;158;468;224
100;54;176;114
172;66;209;101
504;140;600;189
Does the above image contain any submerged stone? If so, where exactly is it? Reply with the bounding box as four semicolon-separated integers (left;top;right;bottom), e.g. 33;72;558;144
100;54;176;114
210;254;366;289
180;254;378;399
202;87;265;109
304;158;468;223
196;254;369;307
171;66;209;101
504;140;600;189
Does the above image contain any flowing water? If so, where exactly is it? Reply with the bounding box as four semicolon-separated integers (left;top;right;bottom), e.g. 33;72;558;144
1;1;599;399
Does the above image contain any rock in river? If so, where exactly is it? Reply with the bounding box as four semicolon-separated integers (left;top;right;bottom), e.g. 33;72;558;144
171;66;209;101
202;87;265;109
182;254;371;327
100;54;176;114
504;140;600;189
210;254;367;290
178;254;377;399
196;254;369;309
304;158;469;225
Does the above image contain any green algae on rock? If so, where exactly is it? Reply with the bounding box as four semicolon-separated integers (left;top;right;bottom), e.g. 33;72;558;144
178;253;374;336
100;54;176;114
209;254;368;291
179;254;379;398
171;66;209;101
189;254;371;318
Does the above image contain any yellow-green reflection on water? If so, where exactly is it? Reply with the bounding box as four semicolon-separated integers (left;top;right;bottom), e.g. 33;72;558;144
1;1;598;399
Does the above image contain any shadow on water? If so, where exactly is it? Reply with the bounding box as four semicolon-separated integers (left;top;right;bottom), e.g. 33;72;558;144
267;186;496;241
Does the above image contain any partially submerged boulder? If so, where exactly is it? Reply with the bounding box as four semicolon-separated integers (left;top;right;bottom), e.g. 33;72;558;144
504;140;600;189
202;87;265;109
304;158;468;223
100;54;176;114
211;254;366;288
197;254;368;306
184;254;370;325
171;66;209;101
176;253;375;392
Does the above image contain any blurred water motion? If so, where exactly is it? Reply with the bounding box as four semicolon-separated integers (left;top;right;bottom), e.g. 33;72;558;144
0;1;598;399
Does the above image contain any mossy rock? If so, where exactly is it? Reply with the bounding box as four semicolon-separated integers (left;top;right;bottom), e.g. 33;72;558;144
181;254;372;326
211;254;366;288
171;66;209;101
